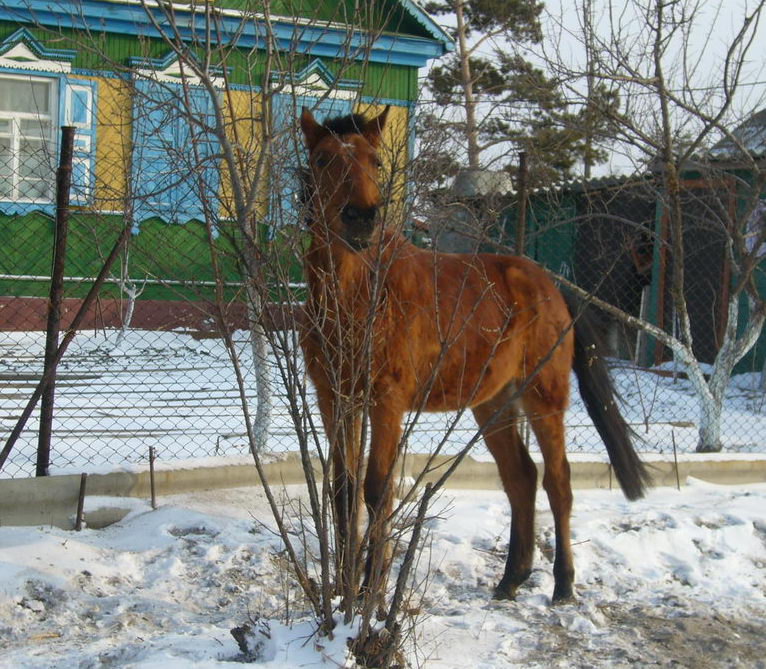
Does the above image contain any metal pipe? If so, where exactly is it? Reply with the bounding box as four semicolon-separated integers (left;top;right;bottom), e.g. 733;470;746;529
36;126;75;477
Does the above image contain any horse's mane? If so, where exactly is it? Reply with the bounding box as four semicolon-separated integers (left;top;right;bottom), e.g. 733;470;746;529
322;113;367;136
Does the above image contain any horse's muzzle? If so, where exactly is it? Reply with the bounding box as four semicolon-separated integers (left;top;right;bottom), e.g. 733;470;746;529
341;205;378;250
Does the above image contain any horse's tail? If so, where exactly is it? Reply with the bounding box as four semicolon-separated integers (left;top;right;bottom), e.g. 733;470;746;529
563;292;651;500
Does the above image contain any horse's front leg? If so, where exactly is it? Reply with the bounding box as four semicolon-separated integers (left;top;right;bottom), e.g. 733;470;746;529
335;409;363;578
362;402;404;602
315;387;362;588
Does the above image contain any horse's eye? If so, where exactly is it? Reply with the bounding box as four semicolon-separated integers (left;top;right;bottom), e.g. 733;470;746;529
315;155;330;168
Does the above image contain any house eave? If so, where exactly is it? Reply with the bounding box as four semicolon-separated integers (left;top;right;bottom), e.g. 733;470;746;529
0;0;450;68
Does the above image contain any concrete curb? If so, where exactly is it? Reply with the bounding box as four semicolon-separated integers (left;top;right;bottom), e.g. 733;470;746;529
2;453;765;529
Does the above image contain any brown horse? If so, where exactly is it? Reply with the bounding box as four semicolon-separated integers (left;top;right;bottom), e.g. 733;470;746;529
298;107;650;604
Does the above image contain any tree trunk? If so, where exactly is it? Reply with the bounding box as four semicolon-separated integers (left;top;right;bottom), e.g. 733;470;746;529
455;0;481;169
696;294;766;451
670;345;721;452
114;248;141;350
114;283;137;350
696;390;723;453
247;285;272;454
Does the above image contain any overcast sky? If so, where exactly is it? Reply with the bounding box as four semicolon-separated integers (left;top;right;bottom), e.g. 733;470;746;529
539;0;766;173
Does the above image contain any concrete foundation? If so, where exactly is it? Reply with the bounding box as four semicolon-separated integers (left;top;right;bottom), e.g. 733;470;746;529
1;453;764;529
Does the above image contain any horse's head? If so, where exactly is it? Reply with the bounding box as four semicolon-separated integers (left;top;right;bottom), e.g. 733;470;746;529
300;107;389;251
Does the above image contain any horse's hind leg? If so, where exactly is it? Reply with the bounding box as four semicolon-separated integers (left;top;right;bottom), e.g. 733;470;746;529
523;387;575;603
473;395;538;600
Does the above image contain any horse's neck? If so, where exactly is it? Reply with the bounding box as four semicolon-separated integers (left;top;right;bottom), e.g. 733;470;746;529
305;232;411;313
305;236;369;301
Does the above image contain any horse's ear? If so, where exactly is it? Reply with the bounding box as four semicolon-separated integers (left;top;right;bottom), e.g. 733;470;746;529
363;105;390;147
300;108;327;150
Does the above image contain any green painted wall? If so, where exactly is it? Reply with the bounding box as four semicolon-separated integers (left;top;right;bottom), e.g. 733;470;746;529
503;176;766;374
0;212;250;302
503;193;577;277
731;170;766;374
0;21;420;102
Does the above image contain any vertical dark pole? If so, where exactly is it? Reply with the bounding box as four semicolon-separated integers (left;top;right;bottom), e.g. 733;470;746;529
515;151;531;448
75;472;87;531
149;446;157;510
516;151;528;256
36;126;75;477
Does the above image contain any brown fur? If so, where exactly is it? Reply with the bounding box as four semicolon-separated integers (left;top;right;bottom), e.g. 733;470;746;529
298;107;646;604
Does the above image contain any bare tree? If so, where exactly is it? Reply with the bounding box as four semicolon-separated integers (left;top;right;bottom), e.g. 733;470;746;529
422;0;619;186
69;2;471;663
541;0;766;452
13;0;430;657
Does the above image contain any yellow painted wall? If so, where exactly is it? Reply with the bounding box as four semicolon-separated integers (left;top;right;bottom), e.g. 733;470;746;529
91;76;132;211
355;102;410;227
219;88;267;220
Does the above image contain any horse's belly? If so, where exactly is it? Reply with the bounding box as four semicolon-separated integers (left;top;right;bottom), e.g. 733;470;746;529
420;358;516;412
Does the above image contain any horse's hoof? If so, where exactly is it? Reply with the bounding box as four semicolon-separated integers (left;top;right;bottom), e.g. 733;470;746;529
551;588;575;605
492;583;518;601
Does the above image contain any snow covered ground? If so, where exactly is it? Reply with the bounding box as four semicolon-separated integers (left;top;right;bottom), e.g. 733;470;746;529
2;329;765;665
1;479;765;667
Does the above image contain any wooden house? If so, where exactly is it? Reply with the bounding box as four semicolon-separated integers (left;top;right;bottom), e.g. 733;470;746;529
0;0;452;330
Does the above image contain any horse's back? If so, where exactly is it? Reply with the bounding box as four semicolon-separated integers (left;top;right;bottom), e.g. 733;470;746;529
382;245;574;411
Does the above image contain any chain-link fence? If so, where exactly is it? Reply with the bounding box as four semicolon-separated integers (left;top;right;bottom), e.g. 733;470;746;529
2;93;766;480
3;285;765;481
425;171;766;459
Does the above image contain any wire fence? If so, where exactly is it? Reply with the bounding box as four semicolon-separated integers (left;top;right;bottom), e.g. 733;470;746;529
2;318;766;480
2;117;766;480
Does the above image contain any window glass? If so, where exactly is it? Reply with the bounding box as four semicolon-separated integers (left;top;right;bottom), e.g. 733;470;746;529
19;136;53;199
0;79;50;114
0;76;55;201
19;118;51;137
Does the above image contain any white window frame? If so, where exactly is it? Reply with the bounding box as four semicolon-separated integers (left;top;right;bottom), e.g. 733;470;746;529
0;73;57;203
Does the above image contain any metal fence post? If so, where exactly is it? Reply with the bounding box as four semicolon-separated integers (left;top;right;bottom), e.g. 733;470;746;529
36;126;75;477
515;151;528;256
